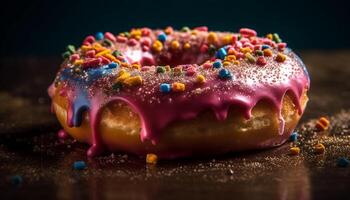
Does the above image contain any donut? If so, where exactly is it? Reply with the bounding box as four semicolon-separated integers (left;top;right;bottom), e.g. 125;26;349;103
48;26;310;158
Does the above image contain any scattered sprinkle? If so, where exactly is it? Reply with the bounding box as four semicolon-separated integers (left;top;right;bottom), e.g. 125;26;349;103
289;132;298;142
316;117;330;131
160;83;171;93
212;61;222;69
218;68;232;79
289;147;300;155
337;157;350;167
314;143;325;154
73;161;87;170
172;82;186;92
146;153;158;165
275;52;286;62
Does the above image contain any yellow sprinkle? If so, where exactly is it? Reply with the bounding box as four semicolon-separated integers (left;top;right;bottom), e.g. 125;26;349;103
81;45;93;52
172;82;185;92
233;60;240;65
275;52;286;62
222;35;232;45
263;49;273;57
93;42;103;49
223;61;231;66
266;33;273;40
130;29;142;38
131;63;141;70
240;47;252;54
146;153;158;165
207;32;218;44
290;147;300;155
245;53;256;63
95;49;111;57
183;42;191;49
314;143;325;154
171;40;180;50
116;70;131;82
165;65;171;72
226;55;236;61
152;40;163;52
123;75;142;87
173;66;183;76
196;75;206;84
103;54;120;64
74;59;84;66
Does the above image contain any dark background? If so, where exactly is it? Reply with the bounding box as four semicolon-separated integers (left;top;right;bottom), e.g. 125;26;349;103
1;0;350;57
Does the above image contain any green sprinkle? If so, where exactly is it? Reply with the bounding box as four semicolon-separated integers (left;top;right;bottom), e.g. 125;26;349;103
112;50;122;57
245;53;256;63
181;26;190;32
255;50;264;56
62;51;71;59
156;66;166;73
273;33;282;43
123;32;130;37
112;82;123;91
208;44;216;56
66;45;75;54
237;34;242;41
103;39;113;46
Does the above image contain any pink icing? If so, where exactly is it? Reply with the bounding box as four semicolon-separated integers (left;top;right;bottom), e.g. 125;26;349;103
49;28;310;157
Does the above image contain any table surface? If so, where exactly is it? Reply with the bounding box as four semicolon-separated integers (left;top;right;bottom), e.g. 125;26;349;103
1;50;350;200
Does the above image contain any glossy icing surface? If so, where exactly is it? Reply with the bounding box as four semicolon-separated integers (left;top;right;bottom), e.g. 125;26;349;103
49;27;310;157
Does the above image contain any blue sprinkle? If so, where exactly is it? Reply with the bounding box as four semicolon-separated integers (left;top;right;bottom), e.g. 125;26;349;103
216;48;227;59
10;175;23;186
73;161;87;170
160;83;171;93
212;61;222;69
289;132;298;142
262;45;270;50
157;33;167;42
108;62;118;69
337;157;350;167
95;32;104;40
218;68;232;79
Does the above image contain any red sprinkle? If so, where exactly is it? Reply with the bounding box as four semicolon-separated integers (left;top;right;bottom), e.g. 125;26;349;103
254;45;262;50
278;42;287;51
141;37;151;47
116;36;127;43
83;35;95;44
231;35;238;43
256;56;267;66
85;50;96;58
141;28;151;36
239;28;257;37
100;56;110;65
104;32;116;42
82;58;102;68
128;38;138;46
194;26;208;32
200;44;209;53
142;45;149;52
70;54;80;62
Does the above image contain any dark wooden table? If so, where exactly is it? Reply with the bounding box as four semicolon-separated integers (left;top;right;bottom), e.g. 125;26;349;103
1;51;350;200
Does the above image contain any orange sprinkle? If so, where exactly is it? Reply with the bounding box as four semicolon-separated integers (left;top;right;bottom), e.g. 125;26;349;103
146;153;158;165
222;35;232;45
316;117;330;131
103;54;120;64
171;40;180;50
183;42;191;49
172;82;185;92
275;53;286;62
196;75;206;84
207;32;218;44
263;49;273;57
226;55;236;61
131;63;141;70
152;40;163;52
314;143;326;154
240;47;252;54
290;147;300;155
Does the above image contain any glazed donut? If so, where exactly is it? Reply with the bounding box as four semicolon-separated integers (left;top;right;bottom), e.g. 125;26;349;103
48;26;310;158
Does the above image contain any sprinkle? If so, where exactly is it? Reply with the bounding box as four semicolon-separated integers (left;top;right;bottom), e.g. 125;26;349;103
128;38;138;46
62;51;71;59
255;50;264;56
183;42;191;49
314;143;325;154
116;36;127;43
172;82;186;92
212;61;222;68
256;56;267;66
266;33;273;40
112;50;122;57
194;26;208;32
196;74;206;84
262;45;270;50
82;58;102;69
239;28;257;37
200;44;208;53
70;54;80;62
106;62;118;69
83;35;95;44
225;55;236;61
263;49;273;57
289;132;298;142
146;153;158;165
152;40;163;52
218;68;232;79
141;28;151;36
245;53;256;63
337;157;350;167
207;32;218;44
216;47;227;59
104;32;116;42
10;175;23;186
223;61;231;66
95;49;111;57
164;26;174;35
116;70;131;82
130;29;142;39
131;63;141;70
275;53;286;62
160;83;171;93
233;60;240;65
95;32;104;40
181;26;190;32
74;59;84;66
66;45;76;54
272;33;282;43
278;42;287;50
103;54;120;63
316;117;330;131
73;161;87;170
123;75;142;87
289;147;300;155
171;40;180;50
112;82;123;91
156;66;166;73
222;35;232;44
240;47;252;54
173;66;183;76
185;67;196;76
208;44;217;55
157;33;167;42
